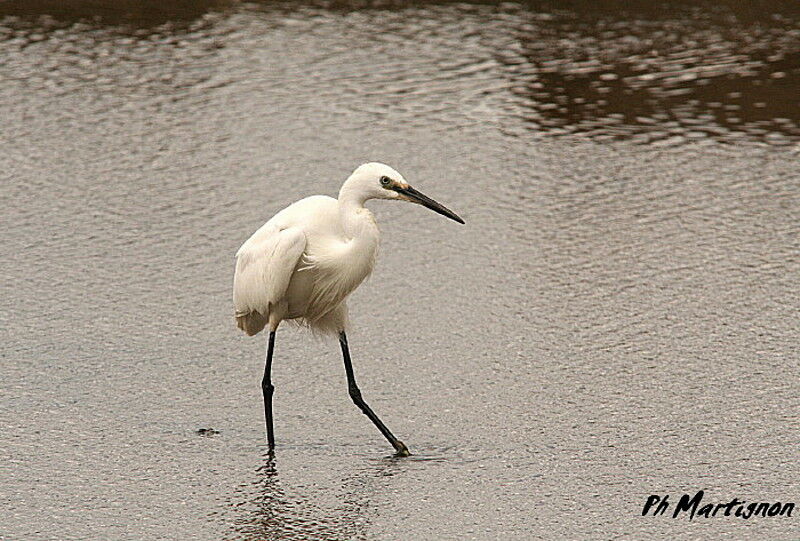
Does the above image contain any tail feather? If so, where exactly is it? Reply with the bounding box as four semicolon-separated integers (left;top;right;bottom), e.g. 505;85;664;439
236;311;267;336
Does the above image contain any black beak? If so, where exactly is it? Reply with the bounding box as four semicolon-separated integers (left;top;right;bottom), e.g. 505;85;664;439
395;185;465;224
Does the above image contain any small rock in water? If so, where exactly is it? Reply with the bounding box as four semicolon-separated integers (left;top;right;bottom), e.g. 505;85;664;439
196;428;220;437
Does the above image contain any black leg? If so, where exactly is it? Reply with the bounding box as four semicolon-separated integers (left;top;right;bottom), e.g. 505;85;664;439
262;330;276;451
339;331;410;457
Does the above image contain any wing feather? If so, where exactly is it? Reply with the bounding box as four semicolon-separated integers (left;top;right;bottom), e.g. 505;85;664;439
233;225;306;324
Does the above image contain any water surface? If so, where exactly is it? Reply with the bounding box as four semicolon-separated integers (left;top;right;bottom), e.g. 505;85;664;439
1;1;798;539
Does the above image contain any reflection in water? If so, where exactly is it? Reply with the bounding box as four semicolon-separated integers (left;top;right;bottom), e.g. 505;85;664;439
0;0;234;27
497;2;800;142
221;452;414;540
1;1;798;144
226;455;287;541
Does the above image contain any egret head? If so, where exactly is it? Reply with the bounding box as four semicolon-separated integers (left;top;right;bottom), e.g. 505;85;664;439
342;162;465;224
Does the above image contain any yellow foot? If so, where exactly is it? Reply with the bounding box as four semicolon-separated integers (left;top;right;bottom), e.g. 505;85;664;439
394;441;411;457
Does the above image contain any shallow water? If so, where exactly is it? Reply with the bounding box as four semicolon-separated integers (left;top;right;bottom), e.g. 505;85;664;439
1;1;798;539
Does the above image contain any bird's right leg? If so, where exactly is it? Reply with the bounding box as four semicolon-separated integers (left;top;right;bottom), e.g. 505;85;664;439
262;330;276;451
339;331;410;457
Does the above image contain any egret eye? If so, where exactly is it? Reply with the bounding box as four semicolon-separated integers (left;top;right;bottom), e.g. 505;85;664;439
380;176;391;186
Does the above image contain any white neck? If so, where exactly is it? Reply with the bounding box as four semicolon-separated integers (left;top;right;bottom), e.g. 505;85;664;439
337;184;377;240
335;189;380;284
338;180;370;207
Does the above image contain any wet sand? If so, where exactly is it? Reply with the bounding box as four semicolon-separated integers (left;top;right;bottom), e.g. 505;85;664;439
1;1;798;539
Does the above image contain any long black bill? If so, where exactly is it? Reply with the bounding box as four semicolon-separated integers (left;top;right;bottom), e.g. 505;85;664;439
395;185;465;224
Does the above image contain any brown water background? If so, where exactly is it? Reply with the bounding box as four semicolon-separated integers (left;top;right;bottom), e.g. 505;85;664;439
1;1;798;539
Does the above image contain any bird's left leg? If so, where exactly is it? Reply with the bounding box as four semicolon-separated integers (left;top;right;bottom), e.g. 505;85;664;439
262;330;276;451
339;331;410;457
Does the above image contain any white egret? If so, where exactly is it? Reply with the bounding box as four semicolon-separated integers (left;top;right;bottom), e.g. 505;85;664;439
233;162;464;457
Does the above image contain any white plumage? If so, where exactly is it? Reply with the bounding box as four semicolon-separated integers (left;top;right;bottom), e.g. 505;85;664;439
233;162;463;337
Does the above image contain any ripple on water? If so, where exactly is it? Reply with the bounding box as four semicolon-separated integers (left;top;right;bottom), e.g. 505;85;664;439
493;2;800;143
1;2;798;540
1;1;798;145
